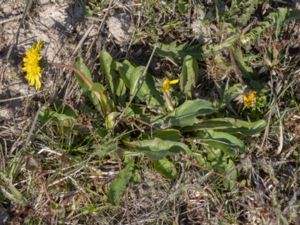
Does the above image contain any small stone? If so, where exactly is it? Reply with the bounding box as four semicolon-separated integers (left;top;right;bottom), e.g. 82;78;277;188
9;82;32;97
39;0;50;5
106;13;133;46
0;108;13;121
2;5;13;15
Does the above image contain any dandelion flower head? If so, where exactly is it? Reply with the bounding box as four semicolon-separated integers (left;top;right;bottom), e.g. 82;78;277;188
243;91;256;109
22;40;44;90
162;78;179;92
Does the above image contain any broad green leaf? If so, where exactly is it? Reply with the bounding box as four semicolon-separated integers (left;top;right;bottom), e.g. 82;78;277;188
115;78;127;104
180;55;199;98
92;82;114;116
38;100;78;126
105;112;120;129
99;51;118;97
118;60;134;88
125;64;144;97
156;41;187;63
75;58;112;116
196;130;245;155
38;110;77;127
158;99;217;128
286;9;300;21
156;41;203;63
119;60;164;108
153;158;177;180
109;159;134;205
143;74;165;107
53;100;78;117
74;57;93;94
123;138;190;160
152;129;181;141
187;118;266;136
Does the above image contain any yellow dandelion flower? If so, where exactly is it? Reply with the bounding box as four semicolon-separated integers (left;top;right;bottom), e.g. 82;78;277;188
22;40;44;90
162;78;179;92
243;91;256;109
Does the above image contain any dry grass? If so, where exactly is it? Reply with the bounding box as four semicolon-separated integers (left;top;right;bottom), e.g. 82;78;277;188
1;0;300;224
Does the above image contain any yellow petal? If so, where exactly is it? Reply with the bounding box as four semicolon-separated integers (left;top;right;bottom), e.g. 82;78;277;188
162;79;170;92
169;79;179;85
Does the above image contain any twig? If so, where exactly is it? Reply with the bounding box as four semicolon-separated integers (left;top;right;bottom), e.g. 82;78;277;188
163;92;174;111
276;104;284;155
25;106;42;147
0;90;44;103
0;15;22;25
71;24;95;58
242;18;257;34
260;108;273;150
50;63;93;90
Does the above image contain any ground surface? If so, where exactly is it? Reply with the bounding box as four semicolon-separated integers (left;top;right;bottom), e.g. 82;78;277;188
0;0;300;224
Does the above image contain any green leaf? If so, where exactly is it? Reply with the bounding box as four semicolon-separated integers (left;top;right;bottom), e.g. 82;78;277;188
152;129;181;141
74;57;93;94
178;2;188;14
119;60;164;108
109;159;134;205
74;58;112;116
125;64;144;97
0;172;27;206
201;34;239;57
196;130;245;155
180;55;199;98
158;99;217;128
156;41;187;63
286;9;300;21
38;110;77;127
84;4;93;17
153;158;177;180
240;8;294;45
92;82;113;116
123;138;190;160
115;78;127;104
93;140;118;158
188;118;266;136
105;112;120;129
222;159;237;190
99;51;118;100
156;42;203;63
53;100;78;117
227;0;260;26
231;47;254;79
274;8;289;40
